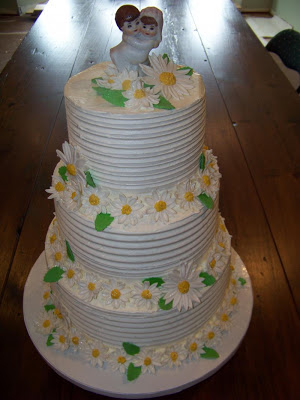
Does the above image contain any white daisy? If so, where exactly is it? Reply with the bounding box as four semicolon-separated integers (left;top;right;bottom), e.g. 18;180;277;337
218;309;232;331
95;64;119;89
185;337;202;360
68;326;84;353
101;279;130;309
145;190;176;223
83;341;107;367
47;219;61;246
110;68;138;90
45;175;66;201
52;329;69;351
35;310;57;335
198;169;220;198
123;79;160;111
48;240;66;267
176;180;202;212
204;149;219;174
131;281;161;311
63;180;82;212
207;251;227;278
162;346;187;368
41;283;52;305
78;273;101;302
162;260;205;311
108;348;132;374
61;264;80;288
81;186;110;218
140;54;194;100
56;141;86;184
134;349;162;374
110;193;144;226
197;321;221;348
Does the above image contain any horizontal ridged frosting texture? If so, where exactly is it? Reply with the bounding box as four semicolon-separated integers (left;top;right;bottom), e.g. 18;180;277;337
64;62;206;192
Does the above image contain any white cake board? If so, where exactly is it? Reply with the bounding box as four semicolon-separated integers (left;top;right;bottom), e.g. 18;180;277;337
23;248;253;399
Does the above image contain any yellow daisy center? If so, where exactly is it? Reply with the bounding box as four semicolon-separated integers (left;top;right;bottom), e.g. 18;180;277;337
59;335;66;344
222;313;229;322
230;264;235;271
54;308;63;319
218;242;225;248
122;79;131;90
220;223;226;232
72;336;79;345
154;200;167;212
210;259;216;268
42;319;51;328
203;145;208;150
88;282;96;291
89;194;100;206
111;288;121;299
55;252;62;261
134;89;146;99
67;269;75;279
121;204;132;215
55;182;65;192
141;289;152;299
230;297;237;305
190;342;197;352
170;351;178;362
202;175;211;186
208;331;215;339
108;78;115;84
92;349;100;358
231;278;237;285
67;163;76;176
177;280;190;294
71;191;77;199
50;234;57;244
144;357;152;366
118;356;126;364
159;72;176;86
43;291;50;300
184;191;194;202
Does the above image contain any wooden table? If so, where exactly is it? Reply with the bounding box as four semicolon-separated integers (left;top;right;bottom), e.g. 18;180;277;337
1;0;299;398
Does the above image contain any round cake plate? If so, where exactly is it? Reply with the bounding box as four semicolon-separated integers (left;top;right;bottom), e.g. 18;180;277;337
23;248;253;399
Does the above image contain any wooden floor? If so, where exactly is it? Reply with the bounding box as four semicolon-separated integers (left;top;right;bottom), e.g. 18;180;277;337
0;0;299;399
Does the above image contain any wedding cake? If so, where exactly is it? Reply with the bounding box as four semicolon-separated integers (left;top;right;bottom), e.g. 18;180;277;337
34;5;247;382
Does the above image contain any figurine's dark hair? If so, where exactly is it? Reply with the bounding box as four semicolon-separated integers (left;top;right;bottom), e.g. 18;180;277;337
140;16;158;26
115;5;140;29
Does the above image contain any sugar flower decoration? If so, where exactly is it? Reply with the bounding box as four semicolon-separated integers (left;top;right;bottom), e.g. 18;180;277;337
56;141;86;184
122;79;160;111
140;54;194;100
132;281;161;311
134;349;162;374
110;193;144;226
35;310;57;335
63;181;82;212
109;349;132;374
145;190;176;223
48;240;66;267
185;337;202;360
101;279;130;309
95;64;119;88
68;326;83;353
198;169;220;198
61;264;80;288
207;250;227;278
46;175;66;201
162;260;205;311
176;180;202;212
162;346;187;368
78;273;101;302
41;284;52;305
111;68;138;90
83;341;107;367
81;186;110;218
52;329;69;352
197;320;221;347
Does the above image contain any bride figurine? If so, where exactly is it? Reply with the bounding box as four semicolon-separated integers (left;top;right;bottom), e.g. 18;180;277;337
110;5;163;72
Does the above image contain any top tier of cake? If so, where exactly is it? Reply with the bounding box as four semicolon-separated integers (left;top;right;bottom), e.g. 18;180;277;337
64;62;206;193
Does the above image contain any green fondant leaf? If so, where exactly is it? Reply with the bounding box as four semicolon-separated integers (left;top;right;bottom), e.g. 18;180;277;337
123;342;140;356
201;346;219;359
197;193;214;209
143;83;154;89
44;304;55;312
199;272;216;286
162;53;170;63
158;297;173;310
91;77;103;84
238;277;246;286
58;166;68;182
199;152;205;171
85;171;96;188
66;240;75;262
178;66;194;76
95;213;114;231
46;333;54;346
127;363;142;381
92;86;126;107
44;266;65;283
142;277;165;287
153;95;175;110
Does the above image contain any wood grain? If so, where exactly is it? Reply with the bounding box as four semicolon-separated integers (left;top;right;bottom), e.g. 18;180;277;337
1;0;299;399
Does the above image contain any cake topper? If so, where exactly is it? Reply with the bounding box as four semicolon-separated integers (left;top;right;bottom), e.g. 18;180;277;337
110;5;163;73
